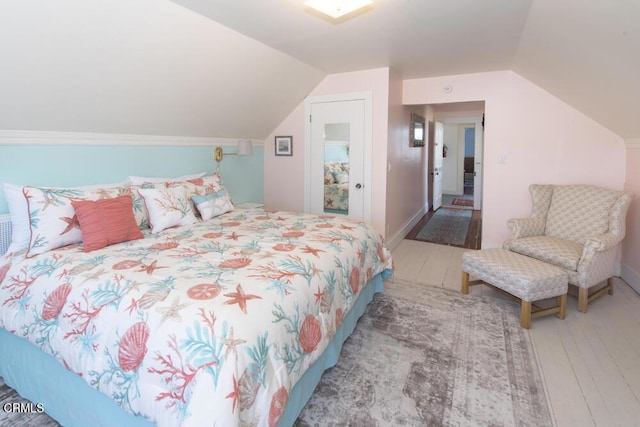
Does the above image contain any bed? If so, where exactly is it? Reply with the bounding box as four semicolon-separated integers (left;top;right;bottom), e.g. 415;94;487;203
0;175;393;427
323;162;349;213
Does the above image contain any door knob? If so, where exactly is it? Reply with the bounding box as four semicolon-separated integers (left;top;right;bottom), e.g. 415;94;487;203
355;183;362;189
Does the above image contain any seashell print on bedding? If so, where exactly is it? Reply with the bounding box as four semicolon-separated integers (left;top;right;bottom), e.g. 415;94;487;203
118;322;150;372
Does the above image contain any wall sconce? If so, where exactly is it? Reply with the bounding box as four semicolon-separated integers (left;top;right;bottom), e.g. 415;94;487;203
214;140;253;172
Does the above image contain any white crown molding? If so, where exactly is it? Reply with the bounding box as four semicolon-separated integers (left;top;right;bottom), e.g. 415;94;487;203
625;138;640;149
0;130;264;147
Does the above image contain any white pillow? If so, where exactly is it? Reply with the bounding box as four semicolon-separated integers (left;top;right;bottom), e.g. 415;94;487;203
138;186;197;233
128;172;207;186
23;186;126;257
4;181;127;254
5;183;31;254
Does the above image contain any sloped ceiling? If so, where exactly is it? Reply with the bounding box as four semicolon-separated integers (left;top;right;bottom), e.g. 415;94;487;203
514;0;640;140
1;1;638;140
174;0;640;140
0;1;324;139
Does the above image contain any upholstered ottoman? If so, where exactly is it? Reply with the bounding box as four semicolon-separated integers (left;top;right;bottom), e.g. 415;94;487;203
461;248;568;329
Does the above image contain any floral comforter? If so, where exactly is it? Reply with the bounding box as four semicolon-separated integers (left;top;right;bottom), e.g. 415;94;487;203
324;183;349;211
0;209;393;427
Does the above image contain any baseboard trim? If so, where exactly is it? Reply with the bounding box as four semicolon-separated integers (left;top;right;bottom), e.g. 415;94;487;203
621;262;640;295
386;204;429;251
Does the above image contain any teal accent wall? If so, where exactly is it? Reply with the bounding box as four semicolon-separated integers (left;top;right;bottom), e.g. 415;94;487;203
0;145;264;214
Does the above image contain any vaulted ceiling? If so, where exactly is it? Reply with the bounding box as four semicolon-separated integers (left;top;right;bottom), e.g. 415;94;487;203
1;1;638;140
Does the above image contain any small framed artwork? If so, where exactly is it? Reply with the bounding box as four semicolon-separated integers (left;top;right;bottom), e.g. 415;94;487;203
275;136;293;156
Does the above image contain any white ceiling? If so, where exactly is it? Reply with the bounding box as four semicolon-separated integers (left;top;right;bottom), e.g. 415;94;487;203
1;1;638;140
174;0;640;139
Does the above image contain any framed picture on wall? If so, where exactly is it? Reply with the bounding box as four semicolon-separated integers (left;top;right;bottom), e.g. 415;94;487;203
275;136;293;156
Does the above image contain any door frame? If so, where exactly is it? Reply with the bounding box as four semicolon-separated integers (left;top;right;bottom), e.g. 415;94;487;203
432;121;444;211
303;92;373;222
434;115;484;210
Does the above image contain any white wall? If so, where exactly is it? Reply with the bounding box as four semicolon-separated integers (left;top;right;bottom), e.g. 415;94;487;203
404;70;627;248
441;123;460;195
384;69;429;248
264;68;390;236
622;143;640;293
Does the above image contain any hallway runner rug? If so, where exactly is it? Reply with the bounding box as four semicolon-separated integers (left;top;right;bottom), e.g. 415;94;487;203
415;208;472;247
295;277;552;426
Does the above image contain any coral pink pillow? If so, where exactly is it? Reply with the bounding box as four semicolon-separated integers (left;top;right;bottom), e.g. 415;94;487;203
72;196;144;252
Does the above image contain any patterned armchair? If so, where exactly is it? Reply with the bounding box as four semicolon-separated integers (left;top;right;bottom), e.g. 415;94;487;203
503;184;633;312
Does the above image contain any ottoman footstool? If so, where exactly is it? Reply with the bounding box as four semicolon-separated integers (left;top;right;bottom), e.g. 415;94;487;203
461;248;568;329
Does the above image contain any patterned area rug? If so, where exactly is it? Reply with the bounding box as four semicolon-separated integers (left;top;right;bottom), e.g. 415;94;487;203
415;208;471;247
295;278;552;426
452;198;474;207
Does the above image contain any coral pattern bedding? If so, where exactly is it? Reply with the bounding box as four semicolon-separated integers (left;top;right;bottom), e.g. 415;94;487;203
0;208;392;427
324;162;349;212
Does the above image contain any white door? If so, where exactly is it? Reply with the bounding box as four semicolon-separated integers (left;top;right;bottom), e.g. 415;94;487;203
432;121;444;210
473;121;483;210
309;99;365;219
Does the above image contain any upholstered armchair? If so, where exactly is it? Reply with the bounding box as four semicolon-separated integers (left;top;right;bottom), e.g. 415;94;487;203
503;184;632;312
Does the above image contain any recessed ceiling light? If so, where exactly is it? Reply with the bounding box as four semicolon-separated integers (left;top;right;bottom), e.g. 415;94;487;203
304;0;373;19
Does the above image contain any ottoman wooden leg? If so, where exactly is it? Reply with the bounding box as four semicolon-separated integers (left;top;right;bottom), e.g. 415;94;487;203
520;301;532;329
461;271;470;294
607;277;614;295
556;294;567;320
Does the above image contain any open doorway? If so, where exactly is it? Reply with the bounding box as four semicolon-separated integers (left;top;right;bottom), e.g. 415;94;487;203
441;123;476;210
407;103;484;250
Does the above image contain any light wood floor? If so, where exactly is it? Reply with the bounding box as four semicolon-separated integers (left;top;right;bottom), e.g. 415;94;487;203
392;239;640;427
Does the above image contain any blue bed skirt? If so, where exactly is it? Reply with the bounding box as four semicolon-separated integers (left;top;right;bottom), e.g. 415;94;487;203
0;269;391;427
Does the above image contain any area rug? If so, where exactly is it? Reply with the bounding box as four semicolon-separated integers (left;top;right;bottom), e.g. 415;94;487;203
415;208;471;247
295;278;552;426
452;198;474;207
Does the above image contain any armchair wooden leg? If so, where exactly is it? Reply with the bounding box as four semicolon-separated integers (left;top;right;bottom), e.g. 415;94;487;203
461;271;470;294
578;288;588;313
578;279;615;313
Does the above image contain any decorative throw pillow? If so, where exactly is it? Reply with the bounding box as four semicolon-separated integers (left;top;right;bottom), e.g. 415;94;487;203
141;175;233;217
333;171;349;184
127;172;207;186
138;186;197;233
4;181;127;254
72;196;144;252
23;186;125;257
192;187;234;221
324;169;335;185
